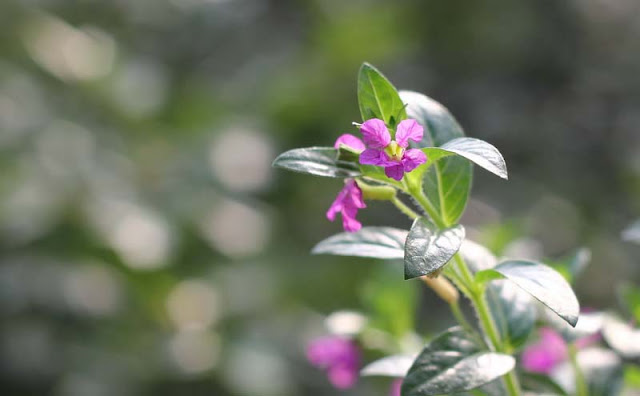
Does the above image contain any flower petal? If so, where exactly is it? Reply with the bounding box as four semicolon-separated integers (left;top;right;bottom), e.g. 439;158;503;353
359;149;387;165
395;119;423;148
401;149;427;172
341;206;362;232
326;187;349;221
334;134;365;151
360;118;391;149
384;164;405;181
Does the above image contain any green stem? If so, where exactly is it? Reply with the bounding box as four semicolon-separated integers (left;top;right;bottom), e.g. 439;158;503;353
391;196;420;220
569;344;588;396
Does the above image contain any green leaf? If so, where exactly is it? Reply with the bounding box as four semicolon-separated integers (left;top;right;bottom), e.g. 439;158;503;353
399;91;465;147
404;217;465;280
361;354;416;377
399;90;472;226
622;219;640;244
575;348;624;396
357;63;406;127
549;248;591;285
311;227;407;259
476;260;579;327
520;373;568;395
401;326;515;396
272;147;361;178
486;280;536;350
439;138;507;179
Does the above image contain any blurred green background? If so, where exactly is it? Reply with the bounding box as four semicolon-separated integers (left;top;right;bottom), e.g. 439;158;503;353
1;0;639;395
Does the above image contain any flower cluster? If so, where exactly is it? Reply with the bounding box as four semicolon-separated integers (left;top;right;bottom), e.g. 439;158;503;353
326;118;427;232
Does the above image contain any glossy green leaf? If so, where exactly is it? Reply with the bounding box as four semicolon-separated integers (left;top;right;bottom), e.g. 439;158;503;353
439;138;507;179
486;279;536;350
622;219;640;244
461;241;536;350
272;147;361;178
399;90;472;226
311;227;407;259
360;354;416;377
401;326;515;396
404;217;465;279
358;63;406;127
476;260;580;327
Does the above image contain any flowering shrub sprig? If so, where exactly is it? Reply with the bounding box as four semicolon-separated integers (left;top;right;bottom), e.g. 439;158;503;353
274;63;640;395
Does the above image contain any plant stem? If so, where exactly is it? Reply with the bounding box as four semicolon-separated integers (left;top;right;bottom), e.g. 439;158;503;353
391;196;420;220
569;344;588;396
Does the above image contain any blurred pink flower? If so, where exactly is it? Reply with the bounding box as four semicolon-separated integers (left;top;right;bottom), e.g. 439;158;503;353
326;179;366;232
358;118;427;181
307;336;361;389
389;378;403;396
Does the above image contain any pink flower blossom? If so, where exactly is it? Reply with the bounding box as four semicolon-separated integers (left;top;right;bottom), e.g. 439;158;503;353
327;179;366;232
307;336;361;389
521;327;568;374
358;118;427;181
389;378;403;396
521;325;601;374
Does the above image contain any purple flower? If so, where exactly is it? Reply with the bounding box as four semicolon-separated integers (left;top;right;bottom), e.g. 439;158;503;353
334;133;366;151
307;336;361;389
521;327;568;374
327;179;366;232
358;118;427;181
389;378;403;396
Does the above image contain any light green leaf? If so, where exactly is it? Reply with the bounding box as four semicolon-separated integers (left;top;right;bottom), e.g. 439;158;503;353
400;90;472;226
619;283;640;323
476;260;580;327
357;63;406;127
602;314;640;359
311;227;407;259
272;147;361;178
401;326;515;396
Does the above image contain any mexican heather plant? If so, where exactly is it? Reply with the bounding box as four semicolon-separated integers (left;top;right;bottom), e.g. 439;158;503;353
273;64;639;395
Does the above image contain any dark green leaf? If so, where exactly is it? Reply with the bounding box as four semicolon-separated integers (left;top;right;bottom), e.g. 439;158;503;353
486;280;536;350
476;260;580;327
602;314;640;359
399;91;465;147
401;326;515;396
399;90;472;226
272;147;360;178
311;227;407;259
622;219;640;244
404;217;465;279
361;354;416;377
358;63;406;127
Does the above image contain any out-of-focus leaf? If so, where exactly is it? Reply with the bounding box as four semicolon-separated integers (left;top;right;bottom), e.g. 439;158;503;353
401;326;515;396
476;260;580;327
404;217;465;279
520;372;568;395
622;219;640;244
577;348;623;396
618;283;640;323
272;147;361;178
360;354;416;377
486;279;536;350
361;263;418;338
460;239;498;273
602;314;640;359
311;227;407;259
545;311;605;344
549;248;591;285
400;90;472;226
624;364;640;389
357;63;406;127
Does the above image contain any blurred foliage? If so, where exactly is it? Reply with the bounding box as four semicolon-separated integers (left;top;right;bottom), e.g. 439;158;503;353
0;0;639;395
